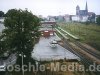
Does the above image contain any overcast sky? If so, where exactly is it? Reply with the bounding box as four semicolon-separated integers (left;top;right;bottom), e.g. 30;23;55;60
0;0;100;17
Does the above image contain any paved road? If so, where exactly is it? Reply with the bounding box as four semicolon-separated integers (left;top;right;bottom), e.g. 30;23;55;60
32;35;79;61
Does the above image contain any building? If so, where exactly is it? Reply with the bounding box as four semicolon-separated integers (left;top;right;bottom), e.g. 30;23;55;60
72;1;95;22
76;2;88;16
73;2;88;22
71;15;80;22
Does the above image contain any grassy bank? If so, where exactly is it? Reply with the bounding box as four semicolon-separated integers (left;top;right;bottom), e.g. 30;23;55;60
58;22;100;50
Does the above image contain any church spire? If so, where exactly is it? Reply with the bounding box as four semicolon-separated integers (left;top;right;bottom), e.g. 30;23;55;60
85;1;88;12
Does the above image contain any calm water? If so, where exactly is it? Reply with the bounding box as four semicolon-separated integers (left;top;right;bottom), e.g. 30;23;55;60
32;36;79;61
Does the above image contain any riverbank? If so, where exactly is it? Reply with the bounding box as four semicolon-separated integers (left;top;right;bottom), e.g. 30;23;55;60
58;22;100;50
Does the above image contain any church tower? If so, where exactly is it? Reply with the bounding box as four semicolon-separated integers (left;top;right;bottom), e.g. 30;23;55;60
76;5;80;16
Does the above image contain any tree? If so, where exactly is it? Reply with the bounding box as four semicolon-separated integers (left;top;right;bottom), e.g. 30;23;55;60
1;9;40;64
0;11;4;17
96;16;100;25
88;13;96;23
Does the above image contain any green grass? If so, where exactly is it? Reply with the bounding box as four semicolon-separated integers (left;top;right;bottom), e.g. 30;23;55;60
58;22;100;50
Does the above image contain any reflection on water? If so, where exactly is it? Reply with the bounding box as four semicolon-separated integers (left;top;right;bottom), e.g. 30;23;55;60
32;36;79;61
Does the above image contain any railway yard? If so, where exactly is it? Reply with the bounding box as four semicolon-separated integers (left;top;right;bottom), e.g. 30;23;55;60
55;24;100;75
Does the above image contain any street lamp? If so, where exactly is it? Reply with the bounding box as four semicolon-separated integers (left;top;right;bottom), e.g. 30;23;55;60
19;52;26;75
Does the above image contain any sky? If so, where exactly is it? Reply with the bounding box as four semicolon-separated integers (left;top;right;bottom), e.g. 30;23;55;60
0;0;100;17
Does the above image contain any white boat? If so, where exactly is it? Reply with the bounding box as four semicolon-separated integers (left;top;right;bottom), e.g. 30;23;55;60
50;40;58;48
0;62;6;71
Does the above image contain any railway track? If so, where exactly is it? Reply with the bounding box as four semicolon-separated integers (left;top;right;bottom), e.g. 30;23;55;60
62;40;100;75
63;40;93;65
55;28;100;75
56;27;100;62
73;41;100;60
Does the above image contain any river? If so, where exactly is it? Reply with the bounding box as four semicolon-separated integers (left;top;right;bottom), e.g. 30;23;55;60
32;35;79;61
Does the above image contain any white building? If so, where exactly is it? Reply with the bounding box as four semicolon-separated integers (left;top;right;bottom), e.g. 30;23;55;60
72;15;80;22
72;15;88;22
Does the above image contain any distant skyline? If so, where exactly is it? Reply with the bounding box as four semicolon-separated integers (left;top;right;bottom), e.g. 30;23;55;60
0;0;100;17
